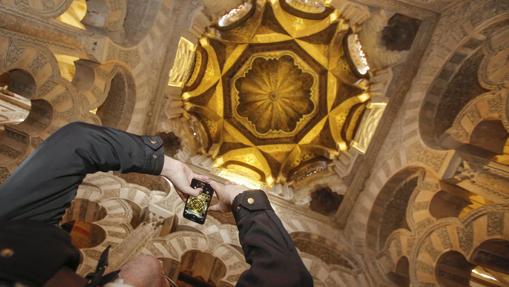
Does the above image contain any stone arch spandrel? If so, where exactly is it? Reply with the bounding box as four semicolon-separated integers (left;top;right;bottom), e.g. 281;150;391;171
141;240;178;260
73;178;133;223
329;0;370;28
363;166;425;251
0;40;60;91
211;243;249;286
406;173;441;232
117;183;151;208
178;213;241;249
82;0;128;32
96;199;133;226
121;0;204;133
72;60;117;111
81;172;151;217
79;0;165;48
96;68;137;130
346;131;451;249
115;0;163;46
71;0;202;134
134;0;207;134
0;37;83;168
291;231;360;271
385;229;413;267
0;0;74;18
345;143;406;242
0;41;61;110
273;203;343;241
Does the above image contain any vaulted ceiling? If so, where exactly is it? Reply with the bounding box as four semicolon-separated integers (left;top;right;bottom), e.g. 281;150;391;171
181;0;370;187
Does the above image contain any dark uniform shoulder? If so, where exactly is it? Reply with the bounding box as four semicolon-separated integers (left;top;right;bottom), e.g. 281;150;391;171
0;220;80;287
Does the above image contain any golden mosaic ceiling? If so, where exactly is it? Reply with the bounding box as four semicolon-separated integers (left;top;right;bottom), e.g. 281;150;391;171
235;54;315;135
182;0;370;186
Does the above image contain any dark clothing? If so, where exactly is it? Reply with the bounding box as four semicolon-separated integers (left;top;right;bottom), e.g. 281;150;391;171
0;122;312;286
0;122;164;224
0;220;81;287
0;122;164;286
233;191;314;287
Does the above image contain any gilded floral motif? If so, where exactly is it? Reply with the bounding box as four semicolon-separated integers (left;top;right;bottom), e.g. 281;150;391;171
236;56;314;133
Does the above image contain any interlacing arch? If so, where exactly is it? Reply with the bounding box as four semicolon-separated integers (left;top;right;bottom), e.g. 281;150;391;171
65;172;157;274
141;232;246;286
410;205;509;286
290;231;372;287
365;166;425;252
74;172;248;283
405;170;442;231
0;34;143;172
381;170;441;282
72;171;376;286
440;91;509;152
0;37;77;169
385;229;412;267
379;178;509;286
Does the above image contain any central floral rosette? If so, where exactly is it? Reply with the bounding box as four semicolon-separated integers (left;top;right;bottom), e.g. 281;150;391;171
235;56;314;133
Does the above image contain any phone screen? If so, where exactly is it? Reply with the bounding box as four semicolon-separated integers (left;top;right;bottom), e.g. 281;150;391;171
183;179;214;224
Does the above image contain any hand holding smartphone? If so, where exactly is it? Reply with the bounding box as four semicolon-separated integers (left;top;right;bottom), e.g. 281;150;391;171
183;179;214;224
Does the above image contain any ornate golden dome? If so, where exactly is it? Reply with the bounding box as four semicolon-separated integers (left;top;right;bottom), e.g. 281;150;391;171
181;0;370;187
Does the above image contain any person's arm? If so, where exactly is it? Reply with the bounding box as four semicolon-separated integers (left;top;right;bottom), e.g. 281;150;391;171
209;183;313;287
0;122;201;224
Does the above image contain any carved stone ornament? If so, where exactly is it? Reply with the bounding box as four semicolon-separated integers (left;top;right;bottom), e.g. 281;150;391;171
352;102;386;153
478;27;509;90
453;160;478;182
168;37;196;88
218;1;254;28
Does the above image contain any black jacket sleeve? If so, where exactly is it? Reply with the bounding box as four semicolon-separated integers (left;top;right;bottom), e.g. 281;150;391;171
0;122;165;224
232;190;313;287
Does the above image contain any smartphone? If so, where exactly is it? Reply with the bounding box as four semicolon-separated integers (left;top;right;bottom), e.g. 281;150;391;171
183;179;214;224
